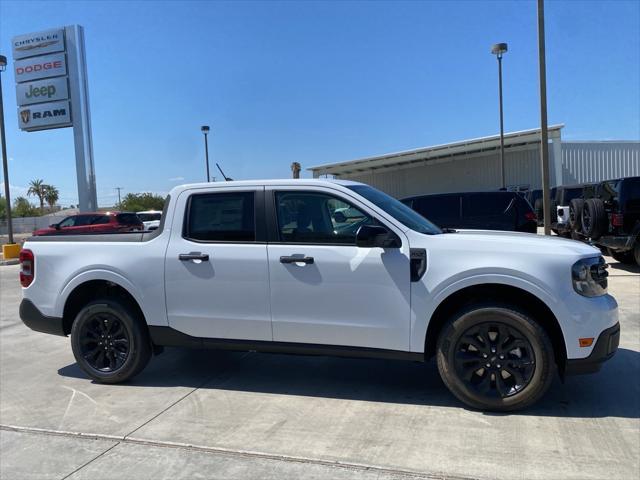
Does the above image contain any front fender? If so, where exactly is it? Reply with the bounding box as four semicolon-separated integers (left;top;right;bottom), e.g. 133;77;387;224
410;272;564;352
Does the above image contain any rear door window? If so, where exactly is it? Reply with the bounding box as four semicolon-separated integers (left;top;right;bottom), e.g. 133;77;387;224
413;195;460;227
116;213;141;225
185;192;255;242
462;193;516;230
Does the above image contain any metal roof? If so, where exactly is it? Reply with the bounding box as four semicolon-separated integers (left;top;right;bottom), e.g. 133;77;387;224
309;125;564;176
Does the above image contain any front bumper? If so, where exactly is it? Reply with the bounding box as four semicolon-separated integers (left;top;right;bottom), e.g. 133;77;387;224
19;299;66;336
565;322;620;375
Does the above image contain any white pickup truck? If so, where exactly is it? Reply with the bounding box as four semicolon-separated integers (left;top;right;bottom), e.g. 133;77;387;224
19;180;619;411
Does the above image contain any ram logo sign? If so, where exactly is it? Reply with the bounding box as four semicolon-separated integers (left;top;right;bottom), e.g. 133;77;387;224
18;101;72;131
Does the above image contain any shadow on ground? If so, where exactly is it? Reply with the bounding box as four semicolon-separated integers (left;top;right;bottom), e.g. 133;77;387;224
608;261;640;274
59;346;639;420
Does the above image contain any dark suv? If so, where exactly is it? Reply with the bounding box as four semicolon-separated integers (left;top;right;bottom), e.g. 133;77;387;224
581;176;640;265
401;191;537;233
553;184;594;237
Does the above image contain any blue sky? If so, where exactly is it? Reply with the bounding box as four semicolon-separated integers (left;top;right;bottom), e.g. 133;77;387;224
1;0;639;207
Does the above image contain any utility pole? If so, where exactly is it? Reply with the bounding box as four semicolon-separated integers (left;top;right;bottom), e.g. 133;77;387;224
537;0;552;235
115;187;122;207
0;54;14;245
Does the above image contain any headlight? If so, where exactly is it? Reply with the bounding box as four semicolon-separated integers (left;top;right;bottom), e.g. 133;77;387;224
572;256;608;297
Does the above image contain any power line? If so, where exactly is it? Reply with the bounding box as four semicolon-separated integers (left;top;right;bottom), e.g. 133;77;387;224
115;187;122;205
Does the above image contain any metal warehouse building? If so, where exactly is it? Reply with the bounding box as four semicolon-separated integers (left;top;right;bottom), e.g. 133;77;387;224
308;125;640;199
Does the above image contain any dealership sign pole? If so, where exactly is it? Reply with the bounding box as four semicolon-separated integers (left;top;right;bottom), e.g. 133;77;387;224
12;26;97;212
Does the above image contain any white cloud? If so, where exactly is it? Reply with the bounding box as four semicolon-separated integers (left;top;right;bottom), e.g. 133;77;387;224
0;182;30;199
169;176;185;182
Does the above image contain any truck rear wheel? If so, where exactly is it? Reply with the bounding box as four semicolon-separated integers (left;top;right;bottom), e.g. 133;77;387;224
70;298;151;383
436;304;554;411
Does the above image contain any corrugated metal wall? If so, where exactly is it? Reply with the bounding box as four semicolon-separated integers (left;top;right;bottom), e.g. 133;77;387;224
339;145;554;198
562;142;640;184
337;141;639;198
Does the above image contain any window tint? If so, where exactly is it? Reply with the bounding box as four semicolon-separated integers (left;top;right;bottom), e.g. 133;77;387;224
73;215;99;226
58;216;77;227
90;215;111;225
116;213;142;225
138;213;161;222
186;192;255;242
276;191;373;244
463;193;513;217
414;195;460;226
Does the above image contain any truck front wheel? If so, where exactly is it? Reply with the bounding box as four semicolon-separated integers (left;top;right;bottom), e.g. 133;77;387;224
436;304;554;411
70;298;151;383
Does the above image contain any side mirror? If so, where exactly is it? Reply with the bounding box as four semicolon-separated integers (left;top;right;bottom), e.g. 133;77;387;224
356;225;401;248
51;223;61;230
333;211;347;223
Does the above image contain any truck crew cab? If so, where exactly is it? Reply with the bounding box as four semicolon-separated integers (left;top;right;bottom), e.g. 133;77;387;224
19;180;619;411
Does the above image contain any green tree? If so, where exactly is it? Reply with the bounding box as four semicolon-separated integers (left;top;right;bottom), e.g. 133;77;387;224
13;197;38;217
44;185;60;211
0;195;6;221
27;179;47;214
117;192;166;212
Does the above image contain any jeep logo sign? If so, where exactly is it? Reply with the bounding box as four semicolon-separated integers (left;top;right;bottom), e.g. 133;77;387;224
14;53;67;83
16;77;69;106
18;100;72;131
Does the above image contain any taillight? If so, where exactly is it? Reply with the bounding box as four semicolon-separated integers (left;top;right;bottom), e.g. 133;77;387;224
19;249;35;288
525;211;537;221
612;213;624;227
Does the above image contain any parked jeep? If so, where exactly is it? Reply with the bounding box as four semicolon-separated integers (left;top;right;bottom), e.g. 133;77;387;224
581;176;640;266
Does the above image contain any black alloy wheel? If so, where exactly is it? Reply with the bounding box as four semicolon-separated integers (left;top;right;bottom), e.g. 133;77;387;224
79;312;131;372
71;298;152;383
436;304;554;411
453;322;535;398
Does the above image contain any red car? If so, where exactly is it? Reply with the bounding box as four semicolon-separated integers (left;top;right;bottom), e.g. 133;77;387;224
33;212;144;236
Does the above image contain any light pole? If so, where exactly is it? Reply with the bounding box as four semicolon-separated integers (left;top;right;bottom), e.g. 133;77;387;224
537;0;551;235
201;125;211;182
0;54;14;245
491;42;508;189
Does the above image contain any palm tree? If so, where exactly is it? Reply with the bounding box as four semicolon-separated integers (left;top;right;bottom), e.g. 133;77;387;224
27;179;46;214
44;185;59;211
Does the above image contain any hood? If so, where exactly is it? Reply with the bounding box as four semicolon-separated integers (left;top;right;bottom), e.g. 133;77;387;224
421;229;601;257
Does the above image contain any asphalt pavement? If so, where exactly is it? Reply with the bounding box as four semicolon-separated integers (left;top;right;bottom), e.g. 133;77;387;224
0;259;638;480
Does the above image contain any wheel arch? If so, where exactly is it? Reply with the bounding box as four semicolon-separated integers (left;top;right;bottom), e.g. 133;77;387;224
61;278;146;336
423;283;567;374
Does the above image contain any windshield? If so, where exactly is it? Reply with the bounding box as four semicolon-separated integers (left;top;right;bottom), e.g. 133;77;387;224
347;185;442;235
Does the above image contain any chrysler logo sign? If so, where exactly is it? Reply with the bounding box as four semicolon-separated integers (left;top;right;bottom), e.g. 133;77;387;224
12;28;65;60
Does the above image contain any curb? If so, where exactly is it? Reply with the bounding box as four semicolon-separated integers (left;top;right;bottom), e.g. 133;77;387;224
0;259;20;266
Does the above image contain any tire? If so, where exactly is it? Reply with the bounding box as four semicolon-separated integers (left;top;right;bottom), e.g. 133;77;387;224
581;198;607;239
534;199;544;225
70;297;151;383
436;303;554;411
569;198;585;231
611;249;635;264
549;200;558;224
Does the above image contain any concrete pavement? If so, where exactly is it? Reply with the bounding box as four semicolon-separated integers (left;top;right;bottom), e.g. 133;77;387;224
1;260;638;480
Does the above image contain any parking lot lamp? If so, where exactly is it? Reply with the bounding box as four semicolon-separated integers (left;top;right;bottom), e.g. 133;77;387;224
201;125;211;182
491;42;508;189
0;54;15;245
